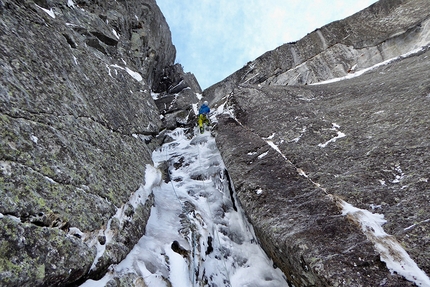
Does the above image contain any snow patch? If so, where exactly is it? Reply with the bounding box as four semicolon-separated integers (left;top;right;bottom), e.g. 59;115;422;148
291;126;307;143
67;0;75;7
86;165;159;271
340;200;430;287
35;4;56;18
109;64;143;82
112;29;120;39
262;133;276;140
391;165;405;184
30;135;38;144
151;92;160;100
313;46;430;85
258;151;269;159
68;227;84;238
318;123;346;147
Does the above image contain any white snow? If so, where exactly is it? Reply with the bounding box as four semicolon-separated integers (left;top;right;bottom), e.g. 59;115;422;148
125;67;143;82
112;29;120;39
35;4;56;18
318;123;346;148
81;127;286;286
151;92;160;100
0;213;3;219
313;46;430;85
252;106;430;286
291;127;307;143
258;151;269;159
262;133;276;140
68;227;84;238
109;64;144;82
78;86;430;286
67;0;75;8
341;200;430;287
30;135;38;144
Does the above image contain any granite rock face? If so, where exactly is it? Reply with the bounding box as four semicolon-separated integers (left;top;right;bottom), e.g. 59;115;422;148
206;0;430;286
0;0;177;285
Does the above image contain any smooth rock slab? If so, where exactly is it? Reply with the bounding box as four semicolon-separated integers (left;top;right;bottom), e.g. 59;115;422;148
213;47;430;286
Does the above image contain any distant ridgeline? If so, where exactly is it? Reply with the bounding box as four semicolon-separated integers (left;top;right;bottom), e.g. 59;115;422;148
1;0;430;286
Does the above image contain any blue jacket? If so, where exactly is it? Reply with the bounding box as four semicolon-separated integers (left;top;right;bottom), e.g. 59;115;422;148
199;104;210;115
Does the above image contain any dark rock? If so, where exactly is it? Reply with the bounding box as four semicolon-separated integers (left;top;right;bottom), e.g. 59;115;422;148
171;240;189;258
153;64;201;130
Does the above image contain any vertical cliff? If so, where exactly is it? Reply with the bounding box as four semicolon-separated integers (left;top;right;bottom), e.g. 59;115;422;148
0;0;182;285
206;0;430;286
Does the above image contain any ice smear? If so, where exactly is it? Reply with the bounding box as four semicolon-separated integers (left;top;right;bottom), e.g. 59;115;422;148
340;200;430;287
165;244;192;287
81;128;286;286
84;165;160;273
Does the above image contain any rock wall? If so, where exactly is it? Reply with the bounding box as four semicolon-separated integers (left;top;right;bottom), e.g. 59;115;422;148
207;0;430;286
0;0;180;285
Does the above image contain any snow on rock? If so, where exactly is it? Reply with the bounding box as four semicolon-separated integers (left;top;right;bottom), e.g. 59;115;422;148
313;46;430;86
260;122;430;286
109;64;144;82
84;164;160;272
318;123;346;148
35;4;56;18
81;128;287;286
340;200;430;287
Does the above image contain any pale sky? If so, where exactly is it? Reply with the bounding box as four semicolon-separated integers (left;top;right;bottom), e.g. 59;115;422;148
156;0;379;89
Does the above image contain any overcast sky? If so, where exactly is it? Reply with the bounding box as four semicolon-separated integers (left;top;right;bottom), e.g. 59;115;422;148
156;0;378;90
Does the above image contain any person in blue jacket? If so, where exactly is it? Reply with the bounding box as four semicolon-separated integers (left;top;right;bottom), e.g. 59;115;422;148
198;101;210;133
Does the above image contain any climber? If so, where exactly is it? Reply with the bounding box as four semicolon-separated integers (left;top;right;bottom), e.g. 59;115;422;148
198;100;210;133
